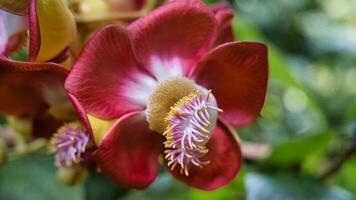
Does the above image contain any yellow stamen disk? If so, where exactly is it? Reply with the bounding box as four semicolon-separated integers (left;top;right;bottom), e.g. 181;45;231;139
165;89;201;118
146;76;197;134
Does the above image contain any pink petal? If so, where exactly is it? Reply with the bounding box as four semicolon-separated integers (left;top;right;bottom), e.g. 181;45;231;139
194;42;268;127
129;0;216;79
166;120;242;191
65;25;156;119
96;111;164;189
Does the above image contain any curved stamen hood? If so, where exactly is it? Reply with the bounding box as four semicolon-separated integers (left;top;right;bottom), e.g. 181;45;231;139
164;90;222;176
146;76;222;176
146;76;197;133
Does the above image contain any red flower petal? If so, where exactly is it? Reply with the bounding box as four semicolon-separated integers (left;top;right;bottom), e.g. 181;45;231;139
211;3;234;47
67;93;93;136
28;0;40;60
0;57;67;118
166;120;242;191
65;25;156;119
129;0;216;79
96;111;164;189
0;81;46;117
194;42;268;127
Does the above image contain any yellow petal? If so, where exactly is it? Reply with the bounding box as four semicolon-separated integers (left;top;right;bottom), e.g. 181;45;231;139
35;0;77;61
87;114;115;145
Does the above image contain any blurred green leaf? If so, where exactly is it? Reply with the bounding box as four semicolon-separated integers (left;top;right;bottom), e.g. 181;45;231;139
124;169;248;200
262;133;331;167
344;121;356;139
84;170;128;200
332;156;356;194
189;168;246;200
122;173;189;200
9;45;28;61
0;151;84;200
345;103;356;123
245;172;355;200
0;115;6;125
203;0;220;4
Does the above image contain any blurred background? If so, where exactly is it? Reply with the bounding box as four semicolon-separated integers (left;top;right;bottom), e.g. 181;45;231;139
0;0;356;199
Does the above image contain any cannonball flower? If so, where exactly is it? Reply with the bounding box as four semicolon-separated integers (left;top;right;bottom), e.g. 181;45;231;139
65;0;268;191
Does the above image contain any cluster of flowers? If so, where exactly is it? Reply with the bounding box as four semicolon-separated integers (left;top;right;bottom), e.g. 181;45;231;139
0;0;268;190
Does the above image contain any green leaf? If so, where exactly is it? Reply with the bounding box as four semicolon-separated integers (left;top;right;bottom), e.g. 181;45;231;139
203;0;219;4
263;133;331;167
124;170;247;200
0;115;6;125
245;173;355;200
0;151;84;200
122;173;189;200
84;170;128;200
332;156;356;194
189;168;246;200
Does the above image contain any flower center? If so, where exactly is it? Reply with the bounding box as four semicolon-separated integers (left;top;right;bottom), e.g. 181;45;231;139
146;76;222;176
50;122;89;167
146;76;197;133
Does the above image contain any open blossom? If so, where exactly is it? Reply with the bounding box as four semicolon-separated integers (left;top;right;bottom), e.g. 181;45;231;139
66;0;268;191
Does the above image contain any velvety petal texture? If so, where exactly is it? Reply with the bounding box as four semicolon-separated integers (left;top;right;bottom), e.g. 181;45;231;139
129;0;216;79
66;25;156;119
166;121;242;191
96;112;164;189
194;42;268;127
29;0;76;61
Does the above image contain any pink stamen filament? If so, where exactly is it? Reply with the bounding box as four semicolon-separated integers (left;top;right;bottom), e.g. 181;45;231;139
164;91;222;176
51;125;89;167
